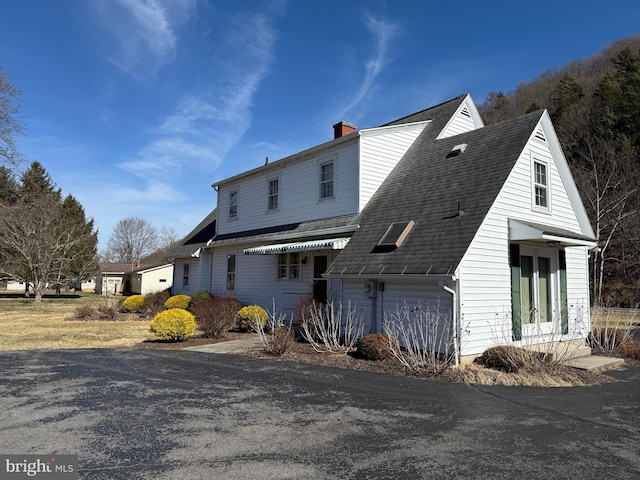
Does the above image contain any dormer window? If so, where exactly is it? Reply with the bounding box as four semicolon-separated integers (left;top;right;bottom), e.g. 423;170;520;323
533;160;548;210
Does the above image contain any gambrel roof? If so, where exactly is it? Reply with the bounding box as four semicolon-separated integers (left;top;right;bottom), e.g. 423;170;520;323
326;109;579;277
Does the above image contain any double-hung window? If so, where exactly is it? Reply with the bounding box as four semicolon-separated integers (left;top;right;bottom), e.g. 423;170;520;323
533;160;548;210
229;190;238;219
320;161;334;200
277;253;300;280
268;178;279;211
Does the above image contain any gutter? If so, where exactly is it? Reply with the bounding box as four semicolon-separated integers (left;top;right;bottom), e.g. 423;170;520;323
443;283;460;367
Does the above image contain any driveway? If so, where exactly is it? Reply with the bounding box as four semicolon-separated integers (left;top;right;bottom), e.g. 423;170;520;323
0;349;638;479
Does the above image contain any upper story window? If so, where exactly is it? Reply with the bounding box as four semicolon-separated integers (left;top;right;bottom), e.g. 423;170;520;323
268;178;279;211
533;160;549;210
229;190;238;219
320;161;334;200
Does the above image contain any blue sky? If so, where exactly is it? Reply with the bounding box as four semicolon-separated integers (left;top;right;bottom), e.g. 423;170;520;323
1;0;638;250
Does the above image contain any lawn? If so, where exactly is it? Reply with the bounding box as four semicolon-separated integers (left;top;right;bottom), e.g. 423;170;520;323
0;292;153;351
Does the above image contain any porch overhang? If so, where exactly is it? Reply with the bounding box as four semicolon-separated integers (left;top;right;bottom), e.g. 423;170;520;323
508;219;597;247
243;237;351;255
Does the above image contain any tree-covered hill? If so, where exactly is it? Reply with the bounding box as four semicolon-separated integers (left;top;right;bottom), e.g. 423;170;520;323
480;36;640;306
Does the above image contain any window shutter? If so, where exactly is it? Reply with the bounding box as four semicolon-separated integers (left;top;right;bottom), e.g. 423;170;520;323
559;250;569;334
510;244;522;341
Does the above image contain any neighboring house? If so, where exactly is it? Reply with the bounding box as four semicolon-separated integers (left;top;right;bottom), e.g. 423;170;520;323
124;263;174;296
177;94;596;361
96;263;131;295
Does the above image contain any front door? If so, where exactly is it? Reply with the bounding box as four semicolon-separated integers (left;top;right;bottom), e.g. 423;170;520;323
312;255;328;304
520;247;557;338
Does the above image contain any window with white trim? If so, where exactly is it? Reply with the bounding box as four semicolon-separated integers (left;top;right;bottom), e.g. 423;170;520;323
268;178;279;211
226;254;236;291
182;264;189;287
277;252;300;280
533;160;549;210
229;190;238;218
319;161;334;199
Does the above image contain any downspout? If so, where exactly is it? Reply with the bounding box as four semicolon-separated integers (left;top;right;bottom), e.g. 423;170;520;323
443;283;460;367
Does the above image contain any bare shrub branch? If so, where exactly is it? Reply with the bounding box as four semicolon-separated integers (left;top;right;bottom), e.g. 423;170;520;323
300;301;364;354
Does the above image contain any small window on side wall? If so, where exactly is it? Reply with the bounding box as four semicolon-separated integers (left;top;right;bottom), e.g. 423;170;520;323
533;159;549;211
319;161;334;200
227;254;236;291
229;190;238;218
268;178;279;210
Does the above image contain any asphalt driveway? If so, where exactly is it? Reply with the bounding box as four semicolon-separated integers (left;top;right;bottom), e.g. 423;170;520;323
0;349;638;479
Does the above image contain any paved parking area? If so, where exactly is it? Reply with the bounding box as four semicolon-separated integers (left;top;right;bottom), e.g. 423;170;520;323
0;349;638;479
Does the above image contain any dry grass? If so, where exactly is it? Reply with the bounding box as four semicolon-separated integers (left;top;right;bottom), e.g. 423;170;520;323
0;293;153;351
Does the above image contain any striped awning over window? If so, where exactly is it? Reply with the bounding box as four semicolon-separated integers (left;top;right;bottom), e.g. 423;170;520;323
243;237;350;255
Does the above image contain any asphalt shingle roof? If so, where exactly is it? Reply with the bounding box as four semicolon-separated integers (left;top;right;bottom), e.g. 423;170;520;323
327;108;545;277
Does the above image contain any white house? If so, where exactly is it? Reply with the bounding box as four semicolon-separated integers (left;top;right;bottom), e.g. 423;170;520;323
124;263;173;296
172;94;596;361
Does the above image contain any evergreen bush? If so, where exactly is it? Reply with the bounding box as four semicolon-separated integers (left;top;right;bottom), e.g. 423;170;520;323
189;290;212;309
164;294;191;310
235;305;268;332
122;295;146;313
149;308;196;341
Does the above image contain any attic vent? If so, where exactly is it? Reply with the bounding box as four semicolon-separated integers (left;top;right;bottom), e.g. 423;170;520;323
377;221;415;249
460;105;471;118
534;127;547;143
447;143;468;157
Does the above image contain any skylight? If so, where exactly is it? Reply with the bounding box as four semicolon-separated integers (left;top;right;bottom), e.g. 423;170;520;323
377;221;415;249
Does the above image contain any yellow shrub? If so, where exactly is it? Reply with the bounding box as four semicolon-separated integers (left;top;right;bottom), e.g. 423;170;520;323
122;295;146;313
164;294;191;310
150;308;196;341
235;305;268;332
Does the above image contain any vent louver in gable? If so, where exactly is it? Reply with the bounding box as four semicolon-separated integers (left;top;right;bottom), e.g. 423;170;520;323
460;105;471;118
534;126;546;143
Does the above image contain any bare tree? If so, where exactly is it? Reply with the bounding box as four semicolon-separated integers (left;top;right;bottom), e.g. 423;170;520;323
106;217;158;264
0;198;96;302
0;64;24;168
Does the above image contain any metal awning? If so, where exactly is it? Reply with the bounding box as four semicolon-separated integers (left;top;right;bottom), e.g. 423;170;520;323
244;237;351;255
508;219;597;247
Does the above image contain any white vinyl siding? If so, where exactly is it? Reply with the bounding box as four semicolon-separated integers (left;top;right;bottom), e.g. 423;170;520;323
358;123;427;210
341;278;452;335
216;142;360;236
209;247;341;317
456;126;589;356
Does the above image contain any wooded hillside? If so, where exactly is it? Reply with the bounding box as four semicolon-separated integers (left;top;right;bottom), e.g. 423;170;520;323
479;36;640;307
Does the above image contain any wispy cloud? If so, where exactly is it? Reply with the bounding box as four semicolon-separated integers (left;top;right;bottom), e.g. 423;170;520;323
94;0;196;76
336;12;398;120
120;4;285;181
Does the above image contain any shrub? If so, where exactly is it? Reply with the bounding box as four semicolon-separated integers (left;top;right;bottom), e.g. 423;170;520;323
235;305;268;332
474;346;538;373
191;295;242;338
623;338;640;360
150;308;196;341
122;295;146;313
587;327;629;355
356;334;396;361
264;325;294;356
164;294;191;310
189;290;212;309
98;304;117;320
75;304;97;319
144;290;171;316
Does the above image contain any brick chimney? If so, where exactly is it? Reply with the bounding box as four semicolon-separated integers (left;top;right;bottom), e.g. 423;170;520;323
333;121;356;139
